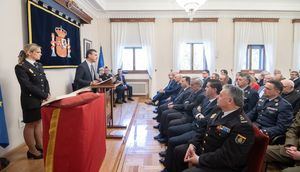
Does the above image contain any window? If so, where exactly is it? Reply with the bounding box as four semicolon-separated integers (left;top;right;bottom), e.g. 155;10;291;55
246;45;265;70
180;43;207;71
122;47;147;72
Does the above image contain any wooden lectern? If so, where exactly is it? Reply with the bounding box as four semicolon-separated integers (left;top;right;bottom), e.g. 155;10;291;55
91;78;127;139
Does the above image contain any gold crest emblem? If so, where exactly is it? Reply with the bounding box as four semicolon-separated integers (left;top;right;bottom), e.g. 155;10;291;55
50;26;71;58
235;134;247;144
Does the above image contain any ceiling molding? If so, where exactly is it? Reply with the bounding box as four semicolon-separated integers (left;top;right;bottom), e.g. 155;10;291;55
172;18;218;22
97;10;300;19
75;0;300;19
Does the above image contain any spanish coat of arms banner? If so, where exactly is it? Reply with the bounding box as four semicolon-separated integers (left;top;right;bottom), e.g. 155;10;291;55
27;0;81;68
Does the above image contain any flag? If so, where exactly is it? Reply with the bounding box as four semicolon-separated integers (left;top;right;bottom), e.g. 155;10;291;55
97;46;104;73
0;85;9;148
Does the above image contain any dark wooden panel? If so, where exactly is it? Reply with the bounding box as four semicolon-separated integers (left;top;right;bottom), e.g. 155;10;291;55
292;19;300;23
54;0;93;24
233;18;279;22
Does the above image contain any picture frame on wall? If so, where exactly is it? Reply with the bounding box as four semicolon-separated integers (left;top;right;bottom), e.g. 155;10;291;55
83;38;92;57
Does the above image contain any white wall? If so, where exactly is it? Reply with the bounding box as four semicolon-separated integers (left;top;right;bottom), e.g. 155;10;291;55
96;17;295;90
0;0;101;155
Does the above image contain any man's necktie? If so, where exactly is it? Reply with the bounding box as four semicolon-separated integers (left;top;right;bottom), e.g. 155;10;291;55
91;64;96;80
34;62;39;68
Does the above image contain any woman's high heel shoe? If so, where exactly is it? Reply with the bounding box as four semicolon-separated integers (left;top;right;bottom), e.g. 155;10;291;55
35;145;43;153
27;151;43;160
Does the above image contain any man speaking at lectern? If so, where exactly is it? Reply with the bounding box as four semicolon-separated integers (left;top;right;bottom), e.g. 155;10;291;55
74;49;101;90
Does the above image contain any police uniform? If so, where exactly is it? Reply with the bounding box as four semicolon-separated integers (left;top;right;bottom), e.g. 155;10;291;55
243;86;259;113
247;96;293;139
265;111;300;171
172;108;254;172
15;60;49;123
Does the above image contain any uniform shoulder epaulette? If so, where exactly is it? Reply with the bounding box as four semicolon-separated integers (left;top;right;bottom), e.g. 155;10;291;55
240;115;248;123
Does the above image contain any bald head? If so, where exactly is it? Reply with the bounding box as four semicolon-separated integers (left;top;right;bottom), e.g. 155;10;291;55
281;79;294;94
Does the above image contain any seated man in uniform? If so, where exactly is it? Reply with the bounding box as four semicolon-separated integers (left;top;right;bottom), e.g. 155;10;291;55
115;68;134;103
169;84;254;172
74;49;100;90
265;111;300;172
236;73;259;113
100;66;113;81
247;80;293;140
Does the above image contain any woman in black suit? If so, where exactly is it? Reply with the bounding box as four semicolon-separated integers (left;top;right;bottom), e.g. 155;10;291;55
15;43;50;159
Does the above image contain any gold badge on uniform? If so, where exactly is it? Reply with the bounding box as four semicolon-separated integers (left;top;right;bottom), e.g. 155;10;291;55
210;113;217;119
235;134;247;144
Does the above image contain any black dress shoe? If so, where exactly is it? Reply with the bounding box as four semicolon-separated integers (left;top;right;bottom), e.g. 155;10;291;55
122;100;127;103
152;116;158;120
128;97;134;101
0;157;10;170
161;168;168;172
159;150;166;157
158;137;167;144
154;133;163;140
115;99;123;104
27;151;43;160
35;145;43;153
159;158;166;165
153;109;158;113
153;124;160;129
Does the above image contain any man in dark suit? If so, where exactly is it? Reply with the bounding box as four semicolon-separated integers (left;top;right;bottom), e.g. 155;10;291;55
115;68;134;103
247;80;293;140
290;71;300;91
201;70;210;89
74;49;100;90
236;73;259;113
146;72;181;106
170;85;254;172
281;79;300;116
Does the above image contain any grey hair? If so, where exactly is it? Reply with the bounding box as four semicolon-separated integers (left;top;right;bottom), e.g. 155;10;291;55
222;84;244;107
192;77;203;87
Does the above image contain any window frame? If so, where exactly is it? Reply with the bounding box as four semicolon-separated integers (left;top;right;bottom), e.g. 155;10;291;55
179;43;207;73
122;47;148;74
246;44;266;71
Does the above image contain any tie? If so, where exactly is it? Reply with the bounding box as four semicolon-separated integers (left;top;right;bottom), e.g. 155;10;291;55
34;62;39;68
90;64;96;80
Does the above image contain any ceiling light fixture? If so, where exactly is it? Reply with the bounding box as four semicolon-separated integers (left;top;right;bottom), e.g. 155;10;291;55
176;0;207;21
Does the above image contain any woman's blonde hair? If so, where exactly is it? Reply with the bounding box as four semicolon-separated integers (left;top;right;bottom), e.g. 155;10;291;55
18;43;41;64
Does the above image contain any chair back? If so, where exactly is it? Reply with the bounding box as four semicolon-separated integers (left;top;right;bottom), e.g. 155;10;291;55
245;126;269;172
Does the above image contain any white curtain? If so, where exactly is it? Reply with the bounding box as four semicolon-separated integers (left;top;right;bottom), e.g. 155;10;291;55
173;22;217;72
293;23;300;70
234;22;251;73
234;22;278;73
139;22;156;97
173;23;187;72
139;22;155;78
262;22;278;73
111;23;127;74
201;23;217;72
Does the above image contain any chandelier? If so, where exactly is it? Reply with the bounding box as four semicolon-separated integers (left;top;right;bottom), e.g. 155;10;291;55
176;0;207;20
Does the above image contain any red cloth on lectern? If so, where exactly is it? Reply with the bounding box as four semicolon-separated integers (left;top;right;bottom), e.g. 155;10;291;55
42;92;106;172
